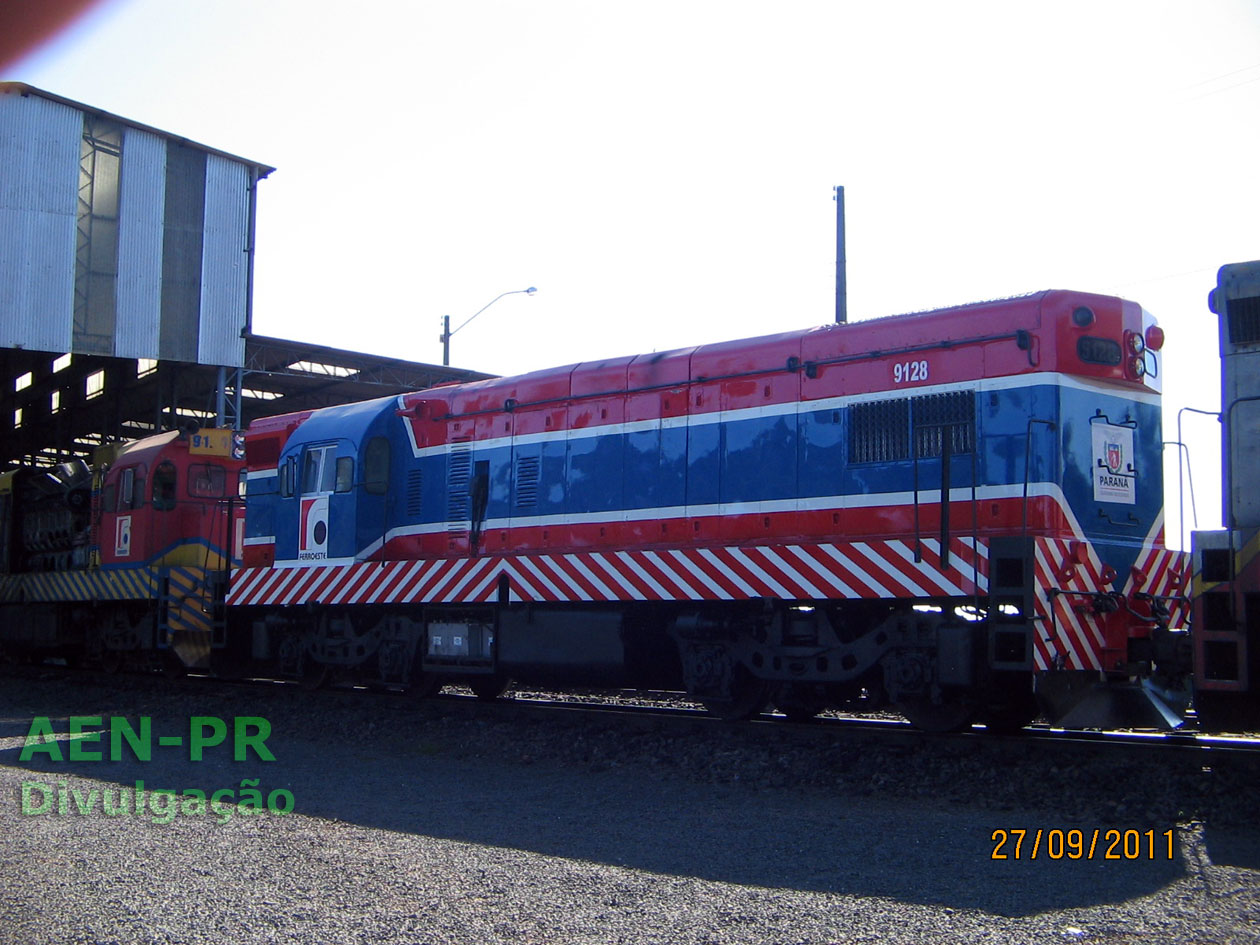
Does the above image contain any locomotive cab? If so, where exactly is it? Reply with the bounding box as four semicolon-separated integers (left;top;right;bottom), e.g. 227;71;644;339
97;430;244;570
270;395;397;565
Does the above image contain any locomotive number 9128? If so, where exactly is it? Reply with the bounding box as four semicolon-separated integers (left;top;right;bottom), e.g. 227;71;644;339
892;359;930;384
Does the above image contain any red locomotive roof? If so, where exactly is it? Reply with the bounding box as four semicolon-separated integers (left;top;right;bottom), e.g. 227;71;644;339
399;289;1151;427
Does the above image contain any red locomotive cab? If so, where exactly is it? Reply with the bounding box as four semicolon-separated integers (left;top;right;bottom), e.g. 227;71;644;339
97;429;245;570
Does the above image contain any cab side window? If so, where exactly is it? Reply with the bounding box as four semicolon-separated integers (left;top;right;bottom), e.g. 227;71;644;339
279;457;296;497
365;437;389;495
188;463;226;498
118;466;147;510
302;445;337;494
334;456;353;494
153;462;177;512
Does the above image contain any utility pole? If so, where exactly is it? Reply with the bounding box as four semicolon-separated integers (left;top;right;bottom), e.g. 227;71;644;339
834;185;847;324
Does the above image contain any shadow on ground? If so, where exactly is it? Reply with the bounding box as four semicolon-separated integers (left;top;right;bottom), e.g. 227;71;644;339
2;674;1246;918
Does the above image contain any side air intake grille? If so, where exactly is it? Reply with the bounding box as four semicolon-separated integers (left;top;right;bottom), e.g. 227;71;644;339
515;455;541;510
1227;296;1260;345
405;470;423;518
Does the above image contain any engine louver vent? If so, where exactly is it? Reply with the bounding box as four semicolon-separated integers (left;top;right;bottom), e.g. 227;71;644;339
515;455;541;510
1227;296;1260;345
405;469;423;518
446;440;472;532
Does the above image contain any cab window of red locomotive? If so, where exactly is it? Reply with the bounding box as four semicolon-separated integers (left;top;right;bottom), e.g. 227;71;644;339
153;462;177;511
364;437;389;495
187;463;226;498
118;468;133;510
101;482;116;511
118;466;146;510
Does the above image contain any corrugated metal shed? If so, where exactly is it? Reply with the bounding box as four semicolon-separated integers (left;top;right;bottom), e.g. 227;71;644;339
0;83;274;368
0;88;79;354
114;127;165;359
199;154;250;367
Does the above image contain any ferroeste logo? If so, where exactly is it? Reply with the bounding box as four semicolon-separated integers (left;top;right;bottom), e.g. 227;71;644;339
16;716;293;825
298;495;329;560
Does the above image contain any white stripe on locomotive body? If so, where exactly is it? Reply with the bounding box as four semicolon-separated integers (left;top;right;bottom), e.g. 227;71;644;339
342;480;1088;565
399;371;1160;460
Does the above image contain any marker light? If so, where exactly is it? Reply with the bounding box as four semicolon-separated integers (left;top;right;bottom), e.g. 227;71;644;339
1145;325;1165;351
1071;306;1095;328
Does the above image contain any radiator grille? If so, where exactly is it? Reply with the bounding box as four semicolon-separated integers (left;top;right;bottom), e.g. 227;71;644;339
1227;295;1260;345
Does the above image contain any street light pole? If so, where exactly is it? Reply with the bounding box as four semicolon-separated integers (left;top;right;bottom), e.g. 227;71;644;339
440;287;537;366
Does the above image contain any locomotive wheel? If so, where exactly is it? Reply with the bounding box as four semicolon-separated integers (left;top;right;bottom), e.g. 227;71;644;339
298;661;330;691
162;652;186;679
979;691;1039;735
407;671;443;700
468;674;508;701
1194;692;1260;733
774;683;830;723
896;697;975;732
700;668;771;721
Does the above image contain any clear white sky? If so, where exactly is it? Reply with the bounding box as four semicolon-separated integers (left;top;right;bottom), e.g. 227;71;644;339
9;0;1260;544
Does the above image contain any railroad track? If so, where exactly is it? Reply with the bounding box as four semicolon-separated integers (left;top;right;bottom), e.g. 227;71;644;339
7;661;1260;762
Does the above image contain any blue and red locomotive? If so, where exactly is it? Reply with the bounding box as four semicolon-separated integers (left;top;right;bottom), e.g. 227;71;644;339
224;287;1189;730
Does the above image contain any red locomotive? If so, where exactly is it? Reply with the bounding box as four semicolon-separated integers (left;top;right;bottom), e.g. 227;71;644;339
0;426;244;671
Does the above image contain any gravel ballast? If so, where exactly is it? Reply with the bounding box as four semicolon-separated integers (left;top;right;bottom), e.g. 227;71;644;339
2;672;1258;944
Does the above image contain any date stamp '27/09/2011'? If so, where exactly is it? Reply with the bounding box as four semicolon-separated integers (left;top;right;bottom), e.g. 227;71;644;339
990;828;1177;861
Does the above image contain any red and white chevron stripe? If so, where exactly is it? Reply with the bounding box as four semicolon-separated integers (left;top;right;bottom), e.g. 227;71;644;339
1031;537;1110;672
1125;545;1190;629
228;537;989;607
1029;540;1191;673
1026;538;1194;673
